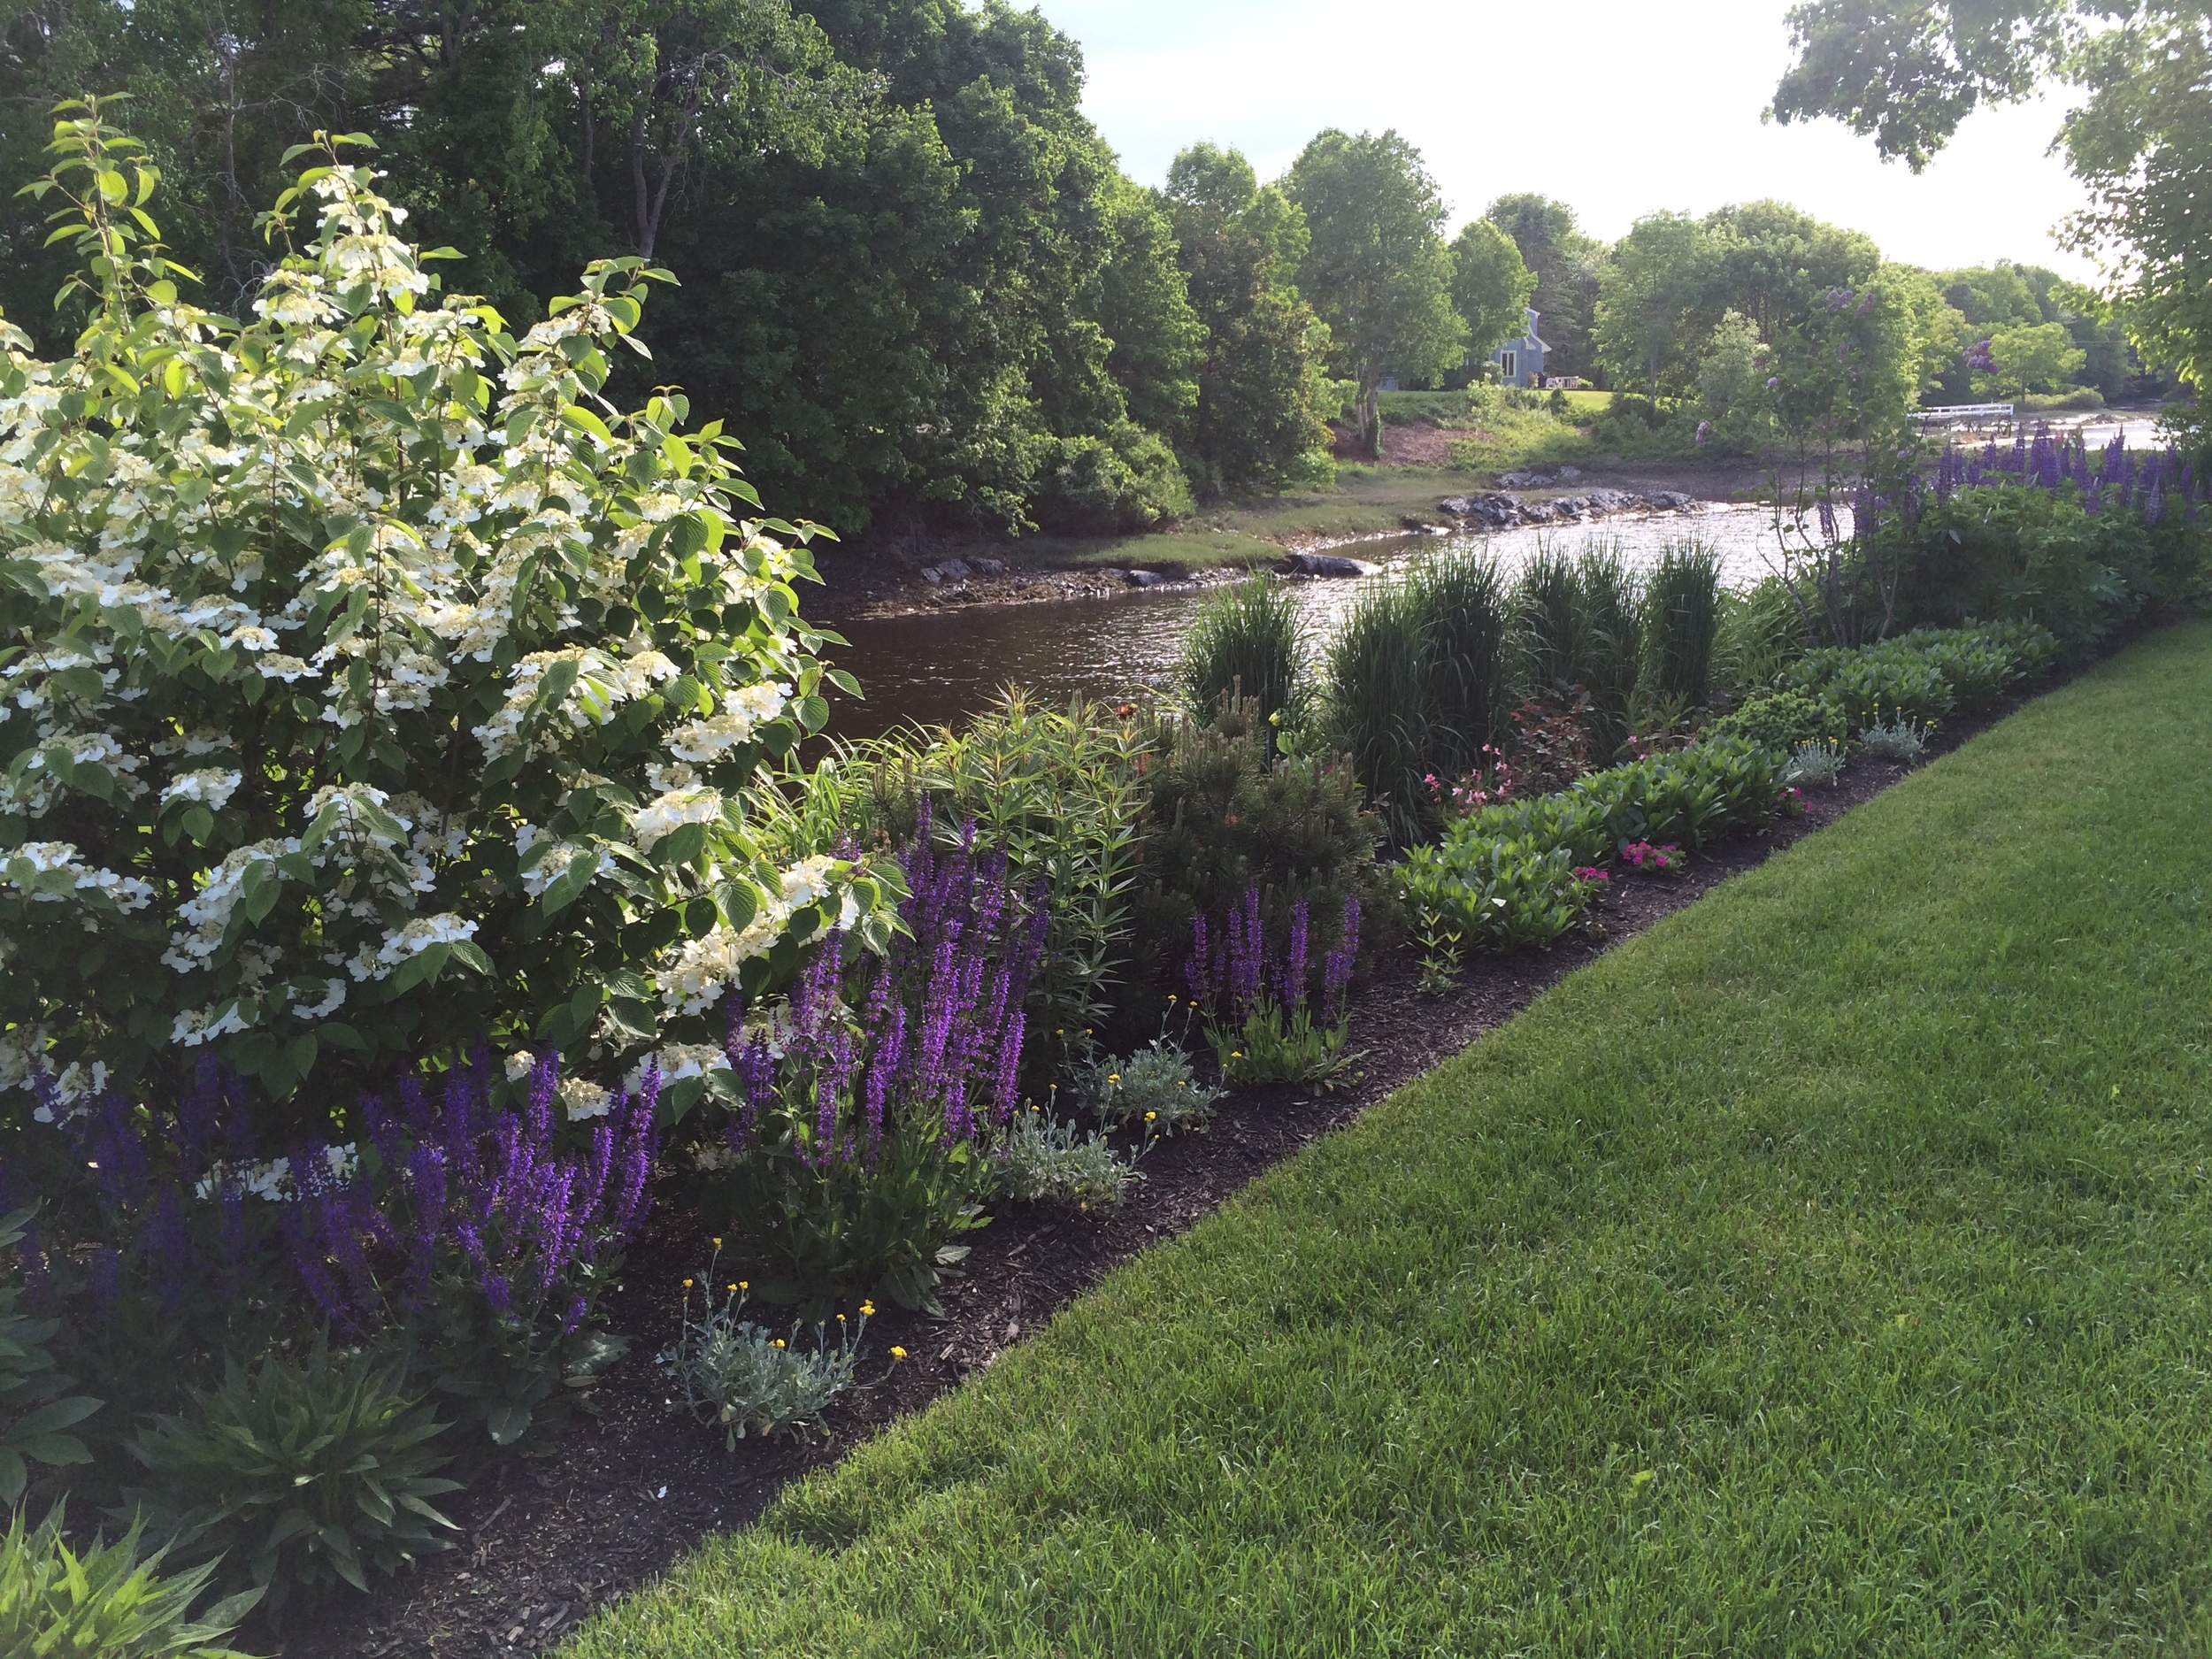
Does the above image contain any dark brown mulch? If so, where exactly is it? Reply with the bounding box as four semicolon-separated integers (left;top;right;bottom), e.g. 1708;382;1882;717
282;700;2021;1659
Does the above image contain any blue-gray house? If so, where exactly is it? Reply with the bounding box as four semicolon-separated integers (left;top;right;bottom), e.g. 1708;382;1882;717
1492;308;1548;387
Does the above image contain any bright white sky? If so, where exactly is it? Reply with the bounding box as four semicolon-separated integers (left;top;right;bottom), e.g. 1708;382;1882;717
1031;0;2097;280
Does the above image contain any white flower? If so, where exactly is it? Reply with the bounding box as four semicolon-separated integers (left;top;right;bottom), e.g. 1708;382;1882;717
375;913;479;964
504;1048;538;1082
666;682;787;764
780;854;841;909
173;1000;250;1047
518;837;612;899
654;903;790;1013
632;787;723;851
557;1076;614;1121
161;768;242;810
627;1042;728;1093
290;978;346;1019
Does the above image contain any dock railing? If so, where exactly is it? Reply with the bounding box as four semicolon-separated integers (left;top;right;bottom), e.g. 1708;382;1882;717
1909;403;2017;426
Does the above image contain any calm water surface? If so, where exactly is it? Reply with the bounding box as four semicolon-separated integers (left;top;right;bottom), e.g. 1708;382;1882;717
823;503;1794;739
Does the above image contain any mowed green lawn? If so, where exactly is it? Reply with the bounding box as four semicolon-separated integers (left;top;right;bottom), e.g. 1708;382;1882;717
569;626;2212;1656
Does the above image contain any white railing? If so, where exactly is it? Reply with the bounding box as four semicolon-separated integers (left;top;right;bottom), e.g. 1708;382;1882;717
1910;403;2016;425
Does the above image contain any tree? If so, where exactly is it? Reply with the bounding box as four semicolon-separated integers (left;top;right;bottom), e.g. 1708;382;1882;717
1594;211;1719;399
1976;319;2088;398
1486;192;1605;380
1693;311;1772;455
1161;142;1333;494
1771;0;2212;392
1286;128;1464;457
0;0;1218;541
1448;217;1535;367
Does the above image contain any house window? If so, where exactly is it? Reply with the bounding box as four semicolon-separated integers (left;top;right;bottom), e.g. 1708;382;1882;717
1500;351;1517;382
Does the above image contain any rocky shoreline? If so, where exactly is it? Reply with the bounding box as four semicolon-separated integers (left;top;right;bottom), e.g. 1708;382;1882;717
826;479;1720;620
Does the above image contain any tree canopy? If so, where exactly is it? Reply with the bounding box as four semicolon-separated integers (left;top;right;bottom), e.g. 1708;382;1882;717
1771;0;2212;392
1286;128;1463;457
1448;217;1536;368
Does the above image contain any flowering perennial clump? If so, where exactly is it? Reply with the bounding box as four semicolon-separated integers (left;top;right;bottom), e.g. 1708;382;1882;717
0;105;892;1138
12;1046;654;1447
1186;890;1358;1086
701;809;1049;1307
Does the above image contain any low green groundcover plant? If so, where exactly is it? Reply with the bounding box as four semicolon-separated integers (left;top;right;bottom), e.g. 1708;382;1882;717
125;1345;457;1625
560;623;2212;1654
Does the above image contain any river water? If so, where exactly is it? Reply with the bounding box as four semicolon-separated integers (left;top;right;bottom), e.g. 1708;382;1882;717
822;502;1792;739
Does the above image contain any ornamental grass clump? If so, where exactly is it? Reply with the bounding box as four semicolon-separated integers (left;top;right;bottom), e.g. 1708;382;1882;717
0;104;892;1142
1643;541;1724;710
701;809;1048;1310
1186;892;1358;1087
1178;575;1304;733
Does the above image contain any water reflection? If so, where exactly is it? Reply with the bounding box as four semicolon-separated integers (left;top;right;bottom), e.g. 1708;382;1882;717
823;503;1796;739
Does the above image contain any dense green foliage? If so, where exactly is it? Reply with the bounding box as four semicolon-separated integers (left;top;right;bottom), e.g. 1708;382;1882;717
1448;218;1537;368
1159;144;1334;495
560;619;2212;1659
0;1;1211;539
1773;0;2212;396
1287;130;1464;457
0;1507;260;1659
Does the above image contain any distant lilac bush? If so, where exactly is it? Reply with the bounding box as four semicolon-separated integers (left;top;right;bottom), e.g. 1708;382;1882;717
1186;890;1357;1087
698;805;1048;1310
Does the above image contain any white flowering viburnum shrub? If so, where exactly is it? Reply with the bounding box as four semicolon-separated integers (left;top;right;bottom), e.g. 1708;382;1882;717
0;105;895;1132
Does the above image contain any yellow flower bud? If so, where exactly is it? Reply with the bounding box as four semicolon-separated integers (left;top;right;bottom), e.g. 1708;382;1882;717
891;1345;908;1360
683;1278;694;1288
860;1300;876;1316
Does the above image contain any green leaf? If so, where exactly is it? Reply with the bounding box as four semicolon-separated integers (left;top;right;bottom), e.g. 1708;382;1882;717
486;1401;532;1447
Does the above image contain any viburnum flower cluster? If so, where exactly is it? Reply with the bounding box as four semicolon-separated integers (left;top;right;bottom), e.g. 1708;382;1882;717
0;105;893;1132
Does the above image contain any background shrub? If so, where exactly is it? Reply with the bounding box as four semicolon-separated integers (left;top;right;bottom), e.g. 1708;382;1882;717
1708;691;1852;753
1133;699;1377;987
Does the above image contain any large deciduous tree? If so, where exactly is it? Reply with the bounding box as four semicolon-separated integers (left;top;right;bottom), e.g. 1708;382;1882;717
1161;142;1332;495
1771;0;2212;394
1485;191;1606;380
1286;128;1463;457
1447;216;1536;370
